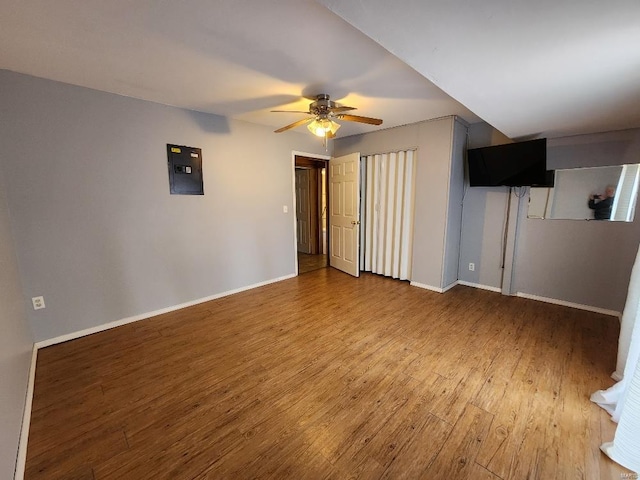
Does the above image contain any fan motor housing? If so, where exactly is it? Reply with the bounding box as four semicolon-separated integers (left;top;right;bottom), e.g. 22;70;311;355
310;94;335;115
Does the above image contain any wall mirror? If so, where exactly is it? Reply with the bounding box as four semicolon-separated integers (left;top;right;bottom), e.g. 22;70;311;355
528;164;640;221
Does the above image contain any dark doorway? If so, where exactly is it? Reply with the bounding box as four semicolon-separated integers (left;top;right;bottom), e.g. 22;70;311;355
295;155;329;274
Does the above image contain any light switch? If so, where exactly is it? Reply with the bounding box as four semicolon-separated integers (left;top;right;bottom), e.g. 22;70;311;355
283;205;288;213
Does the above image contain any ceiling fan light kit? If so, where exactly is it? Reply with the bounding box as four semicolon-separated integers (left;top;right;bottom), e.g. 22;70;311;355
272;94;383;140
307;118;340;137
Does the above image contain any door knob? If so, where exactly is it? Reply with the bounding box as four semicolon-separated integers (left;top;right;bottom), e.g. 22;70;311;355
351;220;360;225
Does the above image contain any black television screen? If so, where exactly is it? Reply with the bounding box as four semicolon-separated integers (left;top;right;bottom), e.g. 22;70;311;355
467;138;552;187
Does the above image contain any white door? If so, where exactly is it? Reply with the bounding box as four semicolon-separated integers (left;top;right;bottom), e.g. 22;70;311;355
295;168;312;254
329;152;360;277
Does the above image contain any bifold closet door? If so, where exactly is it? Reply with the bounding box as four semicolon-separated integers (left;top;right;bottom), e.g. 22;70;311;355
360;150;416;281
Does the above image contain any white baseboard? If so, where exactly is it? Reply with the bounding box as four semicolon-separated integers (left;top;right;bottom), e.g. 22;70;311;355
441;281;459;293
411;280;499;294
414;280;620;318
516;292;620;317
410;281;447;293
456;280;502;293
14;345;37;480
36;274;296;348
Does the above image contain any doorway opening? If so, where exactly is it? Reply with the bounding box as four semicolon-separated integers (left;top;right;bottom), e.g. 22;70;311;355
295;155;329;274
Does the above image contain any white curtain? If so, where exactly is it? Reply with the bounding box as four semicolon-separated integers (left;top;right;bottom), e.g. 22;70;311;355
591;243;640;473
360;150;416;280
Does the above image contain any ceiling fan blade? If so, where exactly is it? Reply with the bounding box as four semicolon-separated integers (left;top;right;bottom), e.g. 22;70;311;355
337;114;383;125
274;117;313;133
328;106;357;113
270;110;312;114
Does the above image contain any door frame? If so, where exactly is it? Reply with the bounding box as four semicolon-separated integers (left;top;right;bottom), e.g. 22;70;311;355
291;151;330;276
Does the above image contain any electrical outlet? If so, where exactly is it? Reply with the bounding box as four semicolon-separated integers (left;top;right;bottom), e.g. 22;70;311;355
32;296;45;310
468;263;475;272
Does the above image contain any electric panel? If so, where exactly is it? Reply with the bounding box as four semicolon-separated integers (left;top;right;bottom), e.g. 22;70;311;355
167;144;204;195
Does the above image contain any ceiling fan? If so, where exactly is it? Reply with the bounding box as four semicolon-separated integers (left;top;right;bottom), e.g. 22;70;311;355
272;94;383;138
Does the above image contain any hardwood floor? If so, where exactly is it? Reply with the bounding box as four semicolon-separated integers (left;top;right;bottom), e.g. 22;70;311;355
25;268;631;479
298;252;327;274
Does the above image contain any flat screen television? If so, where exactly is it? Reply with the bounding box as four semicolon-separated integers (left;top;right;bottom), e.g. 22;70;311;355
467;138;553;187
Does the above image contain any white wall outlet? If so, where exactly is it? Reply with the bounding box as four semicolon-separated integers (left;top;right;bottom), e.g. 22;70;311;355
32;296;45;310
283;205;288;213
468;263;475;272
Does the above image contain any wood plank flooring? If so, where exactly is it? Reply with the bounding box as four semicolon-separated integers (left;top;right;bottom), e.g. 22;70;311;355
297;252;327;275
25;268;632;479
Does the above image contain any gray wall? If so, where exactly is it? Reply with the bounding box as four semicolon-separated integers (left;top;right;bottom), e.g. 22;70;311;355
460;123;640;311
0;161;34;478
515;129;640;311
334;116;462;290
458;123;512;288
0;70;326;342
442;120;467;288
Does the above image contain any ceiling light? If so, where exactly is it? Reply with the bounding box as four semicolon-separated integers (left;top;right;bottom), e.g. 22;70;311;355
307;118;341;137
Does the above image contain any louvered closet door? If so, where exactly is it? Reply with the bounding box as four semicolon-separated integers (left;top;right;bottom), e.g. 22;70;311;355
360;150;416;281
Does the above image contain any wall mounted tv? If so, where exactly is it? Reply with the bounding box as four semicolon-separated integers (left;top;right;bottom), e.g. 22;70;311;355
467;138;553;187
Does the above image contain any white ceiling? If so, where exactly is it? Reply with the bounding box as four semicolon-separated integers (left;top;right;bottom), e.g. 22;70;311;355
320;0;640;139
1;0;638;140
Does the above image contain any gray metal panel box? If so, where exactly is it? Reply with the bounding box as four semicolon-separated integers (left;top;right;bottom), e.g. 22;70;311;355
167;144;204;195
